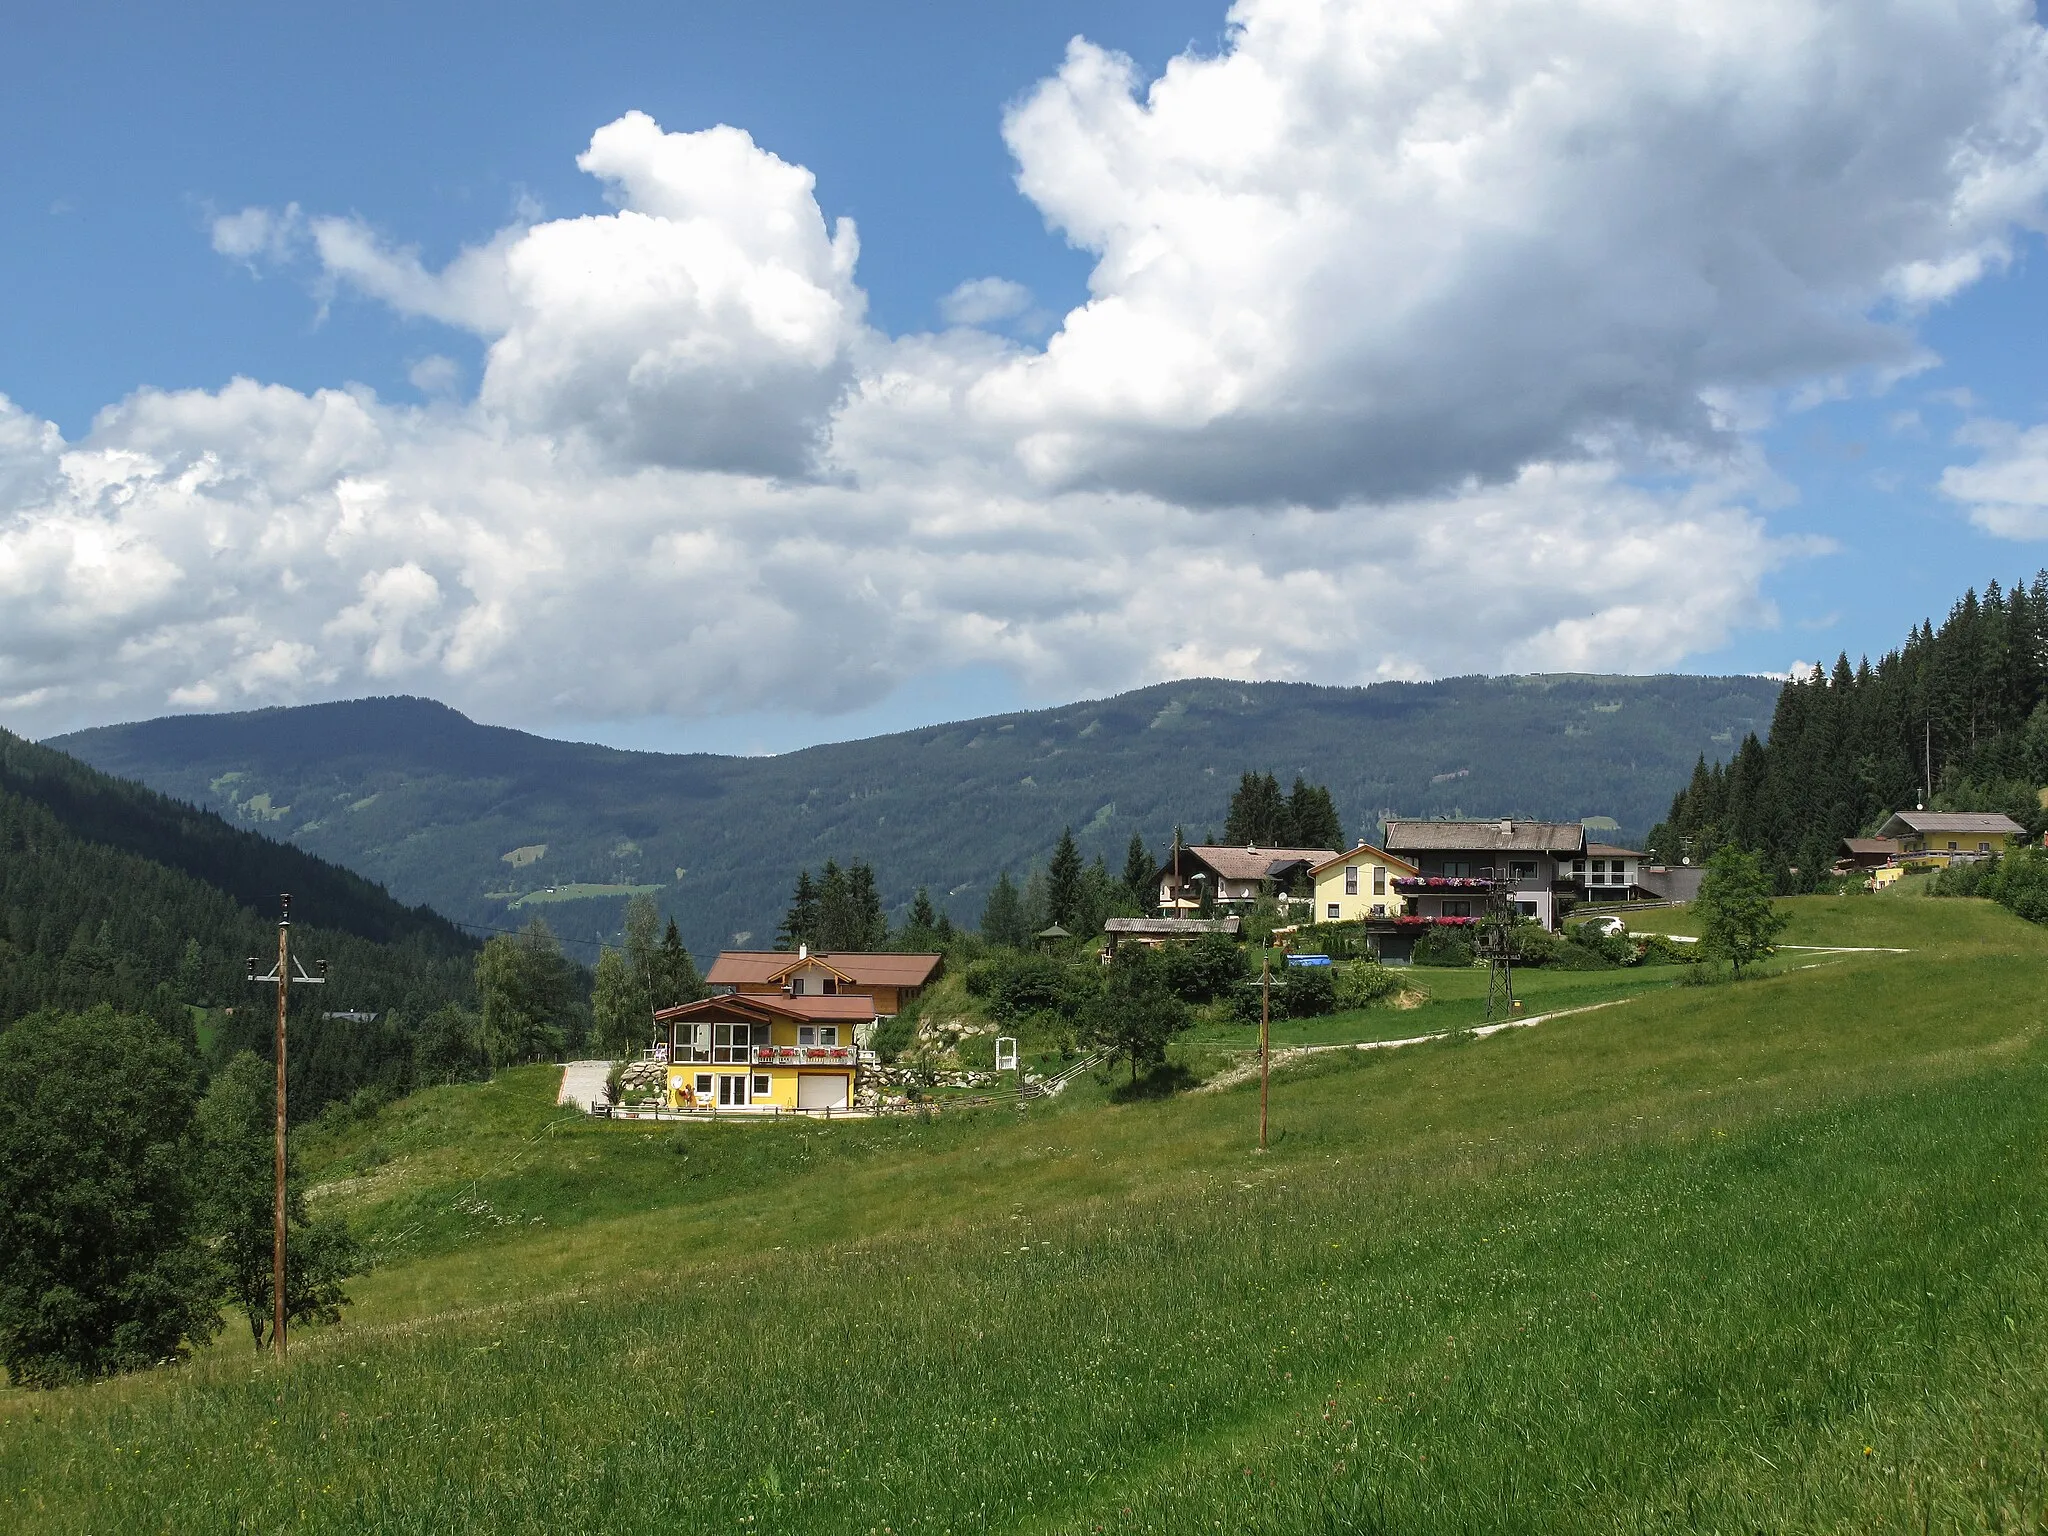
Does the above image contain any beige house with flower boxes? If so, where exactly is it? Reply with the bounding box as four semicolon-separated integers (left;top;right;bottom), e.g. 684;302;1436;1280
1308;844;1421;924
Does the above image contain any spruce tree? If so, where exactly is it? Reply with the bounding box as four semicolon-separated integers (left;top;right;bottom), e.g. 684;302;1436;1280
1224;772;1289;846
651;918;703;1012
1122;832;1155;907
777;870;820;951
980;873;1027;949
1284;776;1343;849
845;862;888;949
816;862;853;949
1046;828;1084;929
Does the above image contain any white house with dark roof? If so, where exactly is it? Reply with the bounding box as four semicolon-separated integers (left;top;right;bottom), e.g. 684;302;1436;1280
1156;844;1339;912
1380;819;1587;930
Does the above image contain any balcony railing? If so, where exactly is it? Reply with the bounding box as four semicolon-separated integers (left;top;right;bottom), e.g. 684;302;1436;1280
750;1044;856;1066
1392;876;1494;891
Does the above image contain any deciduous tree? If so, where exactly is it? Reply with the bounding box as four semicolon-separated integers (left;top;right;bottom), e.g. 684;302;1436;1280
1082;949;1193;1084
0;1006;222;1387
1695;847;1789;977
194;1051;361;1350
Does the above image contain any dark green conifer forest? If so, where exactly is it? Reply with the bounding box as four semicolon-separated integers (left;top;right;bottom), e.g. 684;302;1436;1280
0;727;479;1119
1648;574;2048;886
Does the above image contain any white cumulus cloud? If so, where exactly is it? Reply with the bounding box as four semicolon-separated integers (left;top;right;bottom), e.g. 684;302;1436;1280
7;0;2048;738
1941;421;2048;538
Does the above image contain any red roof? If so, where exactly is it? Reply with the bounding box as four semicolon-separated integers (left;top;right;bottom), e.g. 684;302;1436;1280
654;992;877;1024
704;950;944;988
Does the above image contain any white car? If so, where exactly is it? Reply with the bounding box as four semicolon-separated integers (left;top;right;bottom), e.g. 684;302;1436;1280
1580;914;1627;938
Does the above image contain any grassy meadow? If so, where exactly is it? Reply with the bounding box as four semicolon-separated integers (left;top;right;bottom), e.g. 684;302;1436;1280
6;894;2048;1531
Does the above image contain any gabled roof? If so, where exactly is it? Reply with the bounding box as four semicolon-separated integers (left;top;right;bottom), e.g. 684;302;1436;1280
655;992;877;1024
1161;845;1340;883
704;950;945;988
1103;917;1242;936
1876;810;2026;837
1305;843;1420;878
1382;819;1586;854
1840;837;1901;855
1584;843;1643;858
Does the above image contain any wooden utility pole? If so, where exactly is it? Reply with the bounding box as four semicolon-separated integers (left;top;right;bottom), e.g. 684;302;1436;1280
1259;952;1271;1152
273;897;289;1359
247;894;325;1362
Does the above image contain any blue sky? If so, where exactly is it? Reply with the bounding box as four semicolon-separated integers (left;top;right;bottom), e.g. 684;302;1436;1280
8;1;2048;753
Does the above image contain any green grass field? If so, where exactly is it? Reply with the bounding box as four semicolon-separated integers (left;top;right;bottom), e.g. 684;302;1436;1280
6;894;2047;1532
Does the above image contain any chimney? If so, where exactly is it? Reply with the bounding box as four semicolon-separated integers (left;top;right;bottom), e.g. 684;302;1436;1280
1498;819;1513;836
798;942;808;959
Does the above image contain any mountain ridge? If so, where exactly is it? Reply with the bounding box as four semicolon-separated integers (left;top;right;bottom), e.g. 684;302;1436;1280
49;672;1782;960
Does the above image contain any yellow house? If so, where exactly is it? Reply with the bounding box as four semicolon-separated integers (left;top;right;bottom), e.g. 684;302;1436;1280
652;992;871;1113
1307;844;1421;924
1875;810;2028;861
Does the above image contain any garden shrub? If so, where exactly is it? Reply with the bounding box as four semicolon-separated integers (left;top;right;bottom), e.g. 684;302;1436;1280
1933;848;2048;924
1155;934;1246;1002
1333;961;1401;1010
1282;965;1338;1017
1411;929;1475;967
1635;933;1698;967
963;952;1087;1022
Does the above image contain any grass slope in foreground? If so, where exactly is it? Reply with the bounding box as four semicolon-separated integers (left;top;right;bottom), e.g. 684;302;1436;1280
5;895;2047;1532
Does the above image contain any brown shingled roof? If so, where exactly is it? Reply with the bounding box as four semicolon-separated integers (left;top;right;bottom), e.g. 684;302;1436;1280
704;950;945;988
1382;819;1586;854
1877;810;2026;837
1167;845;1339;882
655;992;877;1023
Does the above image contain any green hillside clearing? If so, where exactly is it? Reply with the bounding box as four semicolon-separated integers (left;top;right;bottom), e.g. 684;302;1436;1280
5;895;2044;1532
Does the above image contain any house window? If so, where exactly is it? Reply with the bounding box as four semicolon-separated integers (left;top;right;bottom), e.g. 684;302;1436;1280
1373;866;1387;894
1443;860;1472;877
1591;859;1606;875
1513;901;1537;918
1573;859;1586;875
694;1073;713;1097
1327;903;1341;921
671;1022;711;1063
1443;900;1472;918
822;977;837;995
752;1074;772;1097
1371;903;1386;916
1980;842;1991;853
789;977;805;995
1509;861;1535;880
797;1025;840;1047
1948;841;1959;851
712;1022;753;1063
1344;866;1359;896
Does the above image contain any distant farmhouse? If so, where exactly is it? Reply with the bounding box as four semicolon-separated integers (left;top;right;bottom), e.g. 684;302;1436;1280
1155;843;1338;914
1873;811;2027;858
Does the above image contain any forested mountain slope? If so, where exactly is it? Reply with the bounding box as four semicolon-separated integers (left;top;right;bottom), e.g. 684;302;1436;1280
0;729;466;951
0;734;474;1030
51;674;1779;959
1649;573;2048;884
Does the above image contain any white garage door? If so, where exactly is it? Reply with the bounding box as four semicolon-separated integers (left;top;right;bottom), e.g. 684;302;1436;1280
796;1074;850;1110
